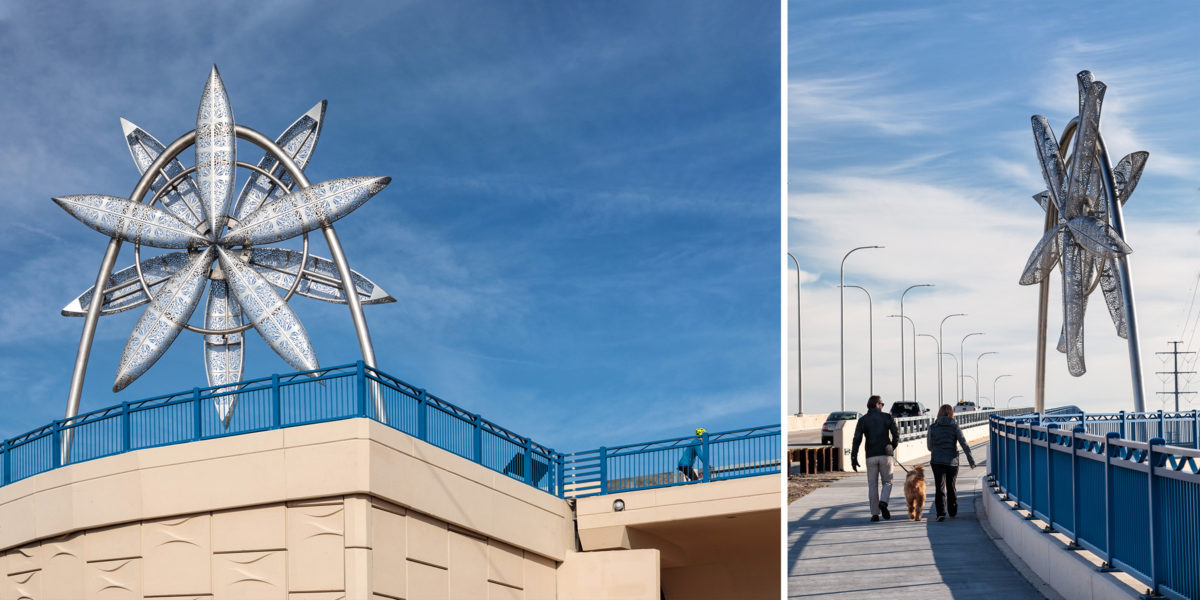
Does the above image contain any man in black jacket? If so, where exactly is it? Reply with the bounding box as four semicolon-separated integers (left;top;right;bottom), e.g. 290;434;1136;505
851;395;900;521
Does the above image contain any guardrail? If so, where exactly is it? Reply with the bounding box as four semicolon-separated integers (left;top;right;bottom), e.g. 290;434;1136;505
990;412;1200;599
893;407;1030;442
560;425;780;498
0;362;779;500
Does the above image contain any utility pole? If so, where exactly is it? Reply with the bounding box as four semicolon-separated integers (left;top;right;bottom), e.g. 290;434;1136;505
1155;341;1196;412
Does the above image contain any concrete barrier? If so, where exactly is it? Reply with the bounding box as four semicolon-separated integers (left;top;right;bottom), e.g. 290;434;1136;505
787;413;829;431
832;418;990;471
979;475;1145;599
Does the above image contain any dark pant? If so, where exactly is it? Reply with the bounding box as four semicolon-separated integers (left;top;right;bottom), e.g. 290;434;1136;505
679;465;700;481
931;464;959;517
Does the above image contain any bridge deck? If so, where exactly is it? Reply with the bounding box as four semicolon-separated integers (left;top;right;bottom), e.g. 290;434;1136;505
787;444;1047;599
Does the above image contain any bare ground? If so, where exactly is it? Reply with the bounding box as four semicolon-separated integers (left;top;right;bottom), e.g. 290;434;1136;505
787;471;855;503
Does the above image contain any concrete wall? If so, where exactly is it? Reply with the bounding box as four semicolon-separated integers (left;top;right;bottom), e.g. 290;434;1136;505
833;418;990;471
575;475;779;600
0;419;573;599
979;476;1143;600
788;413;829;431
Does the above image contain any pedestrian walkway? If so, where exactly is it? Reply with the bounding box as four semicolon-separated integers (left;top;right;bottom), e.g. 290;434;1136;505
787;445;1046;599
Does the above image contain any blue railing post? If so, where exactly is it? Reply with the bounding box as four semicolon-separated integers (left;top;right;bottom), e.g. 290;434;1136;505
193;387;203;440
1119;410;1127;440
355;361;367;418
417;389;428;440
1147;437;1164;595
1;439;8;485
599;446;608;494
1102;431;1120;570
1045;424;1057;532
271;374;282;428
51;421;61;469
473;414;482;463
523;438;534;485
1193;409;1199;449
557;453;565;497
121;402;131;452
1071;425;1085;549
701;432;711;482
1157;409;1165;440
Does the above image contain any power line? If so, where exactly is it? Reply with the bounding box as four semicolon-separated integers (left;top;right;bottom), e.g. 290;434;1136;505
1156;341;1197;412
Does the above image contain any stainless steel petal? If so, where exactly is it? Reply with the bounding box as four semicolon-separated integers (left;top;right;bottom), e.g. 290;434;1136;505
120;119;204;227
232;101;327;221
1065;80;1106;219
196;65;236;235
248;248;395;305
1033;191;1050;212
1100;258;1128;339
113;248;214;392
1076;70;1094;119
204;279;244;428
1114;151;1149;206
221;176;390;247
53;194;208;249
63;251;191;316
1060;240;1088;376
1031;115;1067;214
1065;216;1132;258
1019;225;1062;286
216;246;318;373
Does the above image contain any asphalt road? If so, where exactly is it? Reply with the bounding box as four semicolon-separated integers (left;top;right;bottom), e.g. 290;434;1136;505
789;428;823;447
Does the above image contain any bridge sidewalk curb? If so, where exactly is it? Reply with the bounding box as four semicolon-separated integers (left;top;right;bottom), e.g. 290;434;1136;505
974;479;1065;600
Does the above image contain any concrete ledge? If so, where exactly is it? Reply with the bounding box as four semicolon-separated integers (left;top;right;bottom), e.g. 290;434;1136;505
980;476;1147;600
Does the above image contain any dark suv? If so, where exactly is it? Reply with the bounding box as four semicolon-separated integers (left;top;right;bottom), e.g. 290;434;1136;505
821;411;861;444
889;401;927;418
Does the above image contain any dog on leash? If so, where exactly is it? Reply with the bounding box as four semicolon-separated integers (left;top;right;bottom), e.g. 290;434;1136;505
904;465;926;521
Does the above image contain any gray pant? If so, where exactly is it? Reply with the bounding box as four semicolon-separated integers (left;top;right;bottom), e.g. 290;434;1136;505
866;455;893;514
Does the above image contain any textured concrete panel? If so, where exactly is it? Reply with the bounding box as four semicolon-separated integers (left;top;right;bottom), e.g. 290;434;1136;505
5;569;39;600
557;549;660;600
5;544;37;575
487;539;524;589
214;550;287;600
287;500;345;592
371;506;406;597
85;524;140;562
41;533;85;600
142;514;211;595
489;581;522;600
214;504;286;553
288;593;347;600
407;511;448;569
523;553;557;600
407;560;449;600
448;531;487;600
86;558;141;600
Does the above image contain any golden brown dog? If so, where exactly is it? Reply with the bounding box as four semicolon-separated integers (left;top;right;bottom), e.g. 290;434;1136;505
904;465;926;521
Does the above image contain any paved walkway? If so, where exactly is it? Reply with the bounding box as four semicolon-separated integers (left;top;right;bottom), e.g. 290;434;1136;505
787;445;1046;599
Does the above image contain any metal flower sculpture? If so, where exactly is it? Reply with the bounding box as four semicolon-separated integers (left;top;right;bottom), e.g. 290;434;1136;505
1018;70;1148;408
54;66;394;426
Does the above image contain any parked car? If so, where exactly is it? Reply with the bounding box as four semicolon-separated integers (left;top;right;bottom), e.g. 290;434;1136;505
956;400;978;412
821;411;861;444
889;401;927;418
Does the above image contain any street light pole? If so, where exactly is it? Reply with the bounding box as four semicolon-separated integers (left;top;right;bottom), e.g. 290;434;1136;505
890;314;919;403
975;351;997;404
939;352;959;406
844;285;874;394
994;374;1012;409
959;332;983;403
841;246;883;411
1008;394;1023;408
938;314;966;405
787;252;802;414
962;374;976;403
900;284;934;401
917;333;940;407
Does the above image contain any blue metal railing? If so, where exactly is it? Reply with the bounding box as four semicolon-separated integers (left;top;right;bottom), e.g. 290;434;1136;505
560;425;780;498
0;362;780;499
990;412;1200;599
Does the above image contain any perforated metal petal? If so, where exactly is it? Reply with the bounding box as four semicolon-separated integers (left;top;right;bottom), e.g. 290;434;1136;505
196;66;236;235
1064;80;1106;220
62;251;191;316
121;119;204;227
217;246;318;373
204;279;244;428
1019;225;1062;286
232;101;326;221
52;194;208;249
248;248;395;305
221;176;390;247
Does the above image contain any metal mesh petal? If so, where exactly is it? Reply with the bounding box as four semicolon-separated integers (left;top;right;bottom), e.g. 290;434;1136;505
232;101;326;221
196;66;236;235
221;176;390;247
204;279;244;427
217;246;318;373
52;194;208;249
248;248;394;305
63;251;191;317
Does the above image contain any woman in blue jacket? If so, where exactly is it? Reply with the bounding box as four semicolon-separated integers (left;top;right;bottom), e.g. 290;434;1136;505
926;404;976;521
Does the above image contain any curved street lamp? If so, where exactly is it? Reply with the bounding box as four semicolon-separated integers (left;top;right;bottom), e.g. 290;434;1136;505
994;374;1013;409
938;314;966;404
1008;394;1024;408
975;351;998;404
840;246;883;410
900;284;934;401
959;332;983;403
939;352;959;405
787;252;802;414
889;314;919;403
844;285;874;394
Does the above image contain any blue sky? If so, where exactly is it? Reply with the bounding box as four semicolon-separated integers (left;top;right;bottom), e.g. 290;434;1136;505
0;1;780;451
790;3;1200;415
